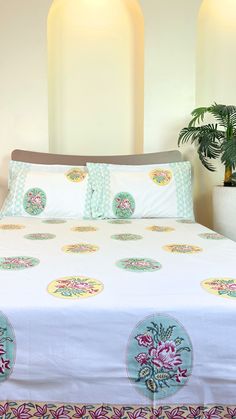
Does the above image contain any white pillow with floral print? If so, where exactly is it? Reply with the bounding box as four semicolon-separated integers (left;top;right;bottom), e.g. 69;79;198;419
87;161;194;219
1;161;92;219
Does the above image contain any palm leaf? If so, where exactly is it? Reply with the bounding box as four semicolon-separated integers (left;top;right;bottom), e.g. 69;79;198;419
188;107;210;127
221;138;236;170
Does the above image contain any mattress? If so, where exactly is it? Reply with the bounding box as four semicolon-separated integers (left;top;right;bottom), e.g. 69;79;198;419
0;216;236;415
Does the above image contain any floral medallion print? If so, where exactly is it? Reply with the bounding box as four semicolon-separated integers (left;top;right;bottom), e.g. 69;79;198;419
0;256;40;270
23;188;46;216
0;403;231;419
146;226;175;233
42;219;66;224
0;311;15;383
111;234;143;241
199;233;225;240
127;314;192;400
0;224;25;230
176;219;195;224
201;278;236;300
24;233;56;241
163;244;203;254
48;276;103;299
112;192;135;219
62;243;99;254
66;168;87;183
108;219;132;224
150;169;172;186
117;258;161;273
71;226;98;233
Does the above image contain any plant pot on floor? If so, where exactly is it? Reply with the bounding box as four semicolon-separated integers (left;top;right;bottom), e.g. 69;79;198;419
213;186;236;241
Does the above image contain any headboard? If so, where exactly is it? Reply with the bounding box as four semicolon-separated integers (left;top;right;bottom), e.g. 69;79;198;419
11;149;182;165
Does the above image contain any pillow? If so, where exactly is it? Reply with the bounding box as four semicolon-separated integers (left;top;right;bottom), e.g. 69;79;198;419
1;161;92;219
87;161;194;219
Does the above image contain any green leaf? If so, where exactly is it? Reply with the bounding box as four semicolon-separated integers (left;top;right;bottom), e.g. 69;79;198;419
146;378;158;393
139;366;151;379
221;138;236;170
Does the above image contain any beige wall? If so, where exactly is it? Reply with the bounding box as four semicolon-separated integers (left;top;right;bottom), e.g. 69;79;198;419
1;0;230;227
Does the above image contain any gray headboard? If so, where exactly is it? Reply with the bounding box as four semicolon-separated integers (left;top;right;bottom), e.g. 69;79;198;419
11;149;182;165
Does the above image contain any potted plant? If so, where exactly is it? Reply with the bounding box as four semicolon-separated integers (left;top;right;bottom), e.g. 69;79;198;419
178;103;236;240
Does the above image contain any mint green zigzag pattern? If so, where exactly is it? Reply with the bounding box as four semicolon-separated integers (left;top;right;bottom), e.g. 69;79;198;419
170;161;194;219
87;163;110;219
1;168;29;217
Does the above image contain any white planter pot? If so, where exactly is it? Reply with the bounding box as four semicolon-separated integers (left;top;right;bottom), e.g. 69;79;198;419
213;186;236;241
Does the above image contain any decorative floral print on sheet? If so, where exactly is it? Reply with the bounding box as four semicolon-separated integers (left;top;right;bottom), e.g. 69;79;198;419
117;258;161;272
127;314;192;400
176;219;195;224
0;403;233;419
163;244;203;254
201;278;236;299
65;168;87;183
112;192;135;219
71;226;98;232
62;243;99;254
108;219;132;224
0;312;15;383
149;169;172;186
24;233;56;240
23;188;46;216
48;276;103;299
146;226;175;233
42;219;67;224
111;234;143;241
199;233;225;240
0;257;40;270
0;224;25;230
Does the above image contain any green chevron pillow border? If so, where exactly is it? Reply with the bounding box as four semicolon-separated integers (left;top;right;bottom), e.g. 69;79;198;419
169;162;194;219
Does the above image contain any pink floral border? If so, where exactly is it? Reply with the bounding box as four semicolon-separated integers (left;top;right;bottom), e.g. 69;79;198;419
0;403;235;419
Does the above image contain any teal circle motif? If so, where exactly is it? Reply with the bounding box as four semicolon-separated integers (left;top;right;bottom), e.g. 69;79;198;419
42;219;66;224
112;192;135;219
176;219;195;224
0;256;40;270
0;311;15;383
111;234;142;241
198;233;225;240
23;188;46;216
127;314;192;400
117;258;161;273
108;220;132;225
24;233;56;240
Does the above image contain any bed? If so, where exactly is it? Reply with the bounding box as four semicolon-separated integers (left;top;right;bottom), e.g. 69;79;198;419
0;149;236;418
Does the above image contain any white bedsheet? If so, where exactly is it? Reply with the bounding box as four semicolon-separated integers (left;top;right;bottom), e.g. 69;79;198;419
0;217;236;406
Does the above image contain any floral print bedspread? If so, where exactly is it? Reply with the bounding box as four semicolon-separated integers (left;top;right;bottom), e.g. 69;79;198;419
0;217;236;409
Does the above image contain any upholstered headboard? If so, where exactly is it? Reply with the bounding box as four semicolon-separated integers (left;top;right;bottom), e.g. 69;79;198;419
11;149;182;165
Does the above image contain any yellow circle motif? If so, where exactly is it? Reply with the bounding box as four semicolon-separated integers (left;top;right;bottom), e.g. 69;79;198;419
201;278;236;300
150;169;172;186
163;244;203;254
146;226;175;232
47;276;103;299
0;224;25;230
71;226;98;232
65;168;87;183
62;243;99;254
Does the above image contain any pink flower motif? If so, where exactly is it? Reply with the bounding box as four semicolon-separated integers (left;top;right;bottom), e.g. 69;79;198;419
50;406;70;419
204;408;222;419
228;283;236;291
117;198;131;210
127;408;147;419
89;406;109;419
34;404;48;417
150;407;163;419
166;408;185;419
136;334;153;347
111;407;125;419
0;344;5;356
149;340;182;370
0;357;10;374
0;403;9;416
135;352;150;365
11;404;32;419
175;367;188;382
187;407;202;419
224;408;236;419
73;406;86;418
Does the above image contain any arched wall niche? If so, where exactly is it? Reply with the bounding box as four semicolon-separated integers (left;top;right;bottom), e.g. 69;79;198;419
48;0;144;155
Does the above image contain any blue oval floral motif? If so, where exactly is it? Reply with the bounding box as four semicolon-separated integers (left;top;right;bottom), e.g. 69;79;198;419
117;258;161;272
24;233;56;241
112;192;135;219
198;233;225;240
23;188;46;216
0;311;15;383
0;256;40;270
42;219;66;224
127;314;192;400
